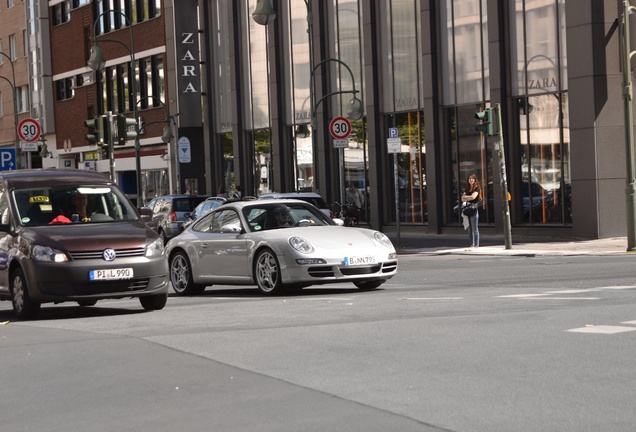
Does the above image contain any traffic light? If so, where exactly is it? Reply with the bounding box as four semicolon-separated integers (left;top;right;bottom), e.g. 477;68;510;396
475;108;494;136
116;114;138;145
84;115;108;146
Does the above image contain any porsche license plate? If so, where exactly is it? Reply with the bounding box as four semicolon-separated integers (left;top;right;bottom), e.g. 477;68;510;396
89;268;134;280
344;256;376;266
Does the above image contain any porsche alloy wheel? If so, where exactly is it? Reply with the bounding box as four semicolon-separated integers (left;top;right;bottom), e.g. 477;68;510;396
254;248;284;295
170;251;206;295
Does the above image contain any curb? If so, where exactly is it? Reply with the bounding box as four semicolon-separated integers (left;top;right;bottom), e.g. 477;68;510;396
396;247;627;257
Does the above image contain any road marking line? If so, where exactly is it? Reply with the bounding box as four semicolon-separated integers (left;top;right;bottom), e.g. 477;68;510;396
566;326;636;334
522;297;599;300
300;297;355;301
497;294;550;298
621;320;636;325
401;297;463;300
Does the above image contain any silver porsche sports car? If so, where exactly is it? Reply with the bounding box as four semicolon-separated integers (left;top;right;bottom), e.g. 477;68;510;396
165;199;398;295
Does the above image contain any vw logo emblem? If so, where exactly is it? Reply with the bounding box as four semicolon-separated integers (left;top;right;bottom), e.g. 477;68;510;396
102;249;116;261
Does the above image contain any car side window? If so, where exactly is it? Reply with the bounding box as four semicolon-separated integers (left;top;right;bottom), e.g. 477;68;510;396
146;198;157;211
214;209;241;233
0;193;10;225
158;199;170;213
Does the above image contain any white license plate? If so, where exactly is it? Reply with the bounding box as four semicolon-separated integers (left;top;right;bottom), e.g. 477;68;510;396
344;256;377;266
89;268;134;280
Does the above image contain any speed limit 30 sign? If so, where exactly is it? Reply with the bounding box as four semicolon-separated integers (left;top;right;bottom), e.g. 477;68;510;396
18;118;42;142
329;116;352;139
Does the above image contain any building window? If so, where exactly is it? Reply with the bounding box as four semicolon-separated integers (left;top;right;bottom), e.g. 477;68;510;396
0;93;3;118
72;0;91;8
96;54;164;113
16;86;29;113
9;34;16;60
510;0;570;225
8;0;14;8
52;2;71;26
440;0;489;106
96;0;161;35
55;78;74;101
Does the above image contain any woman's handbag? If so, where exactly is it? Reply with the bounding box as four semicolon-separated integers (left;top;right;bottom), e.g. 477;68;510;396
461;202;478;217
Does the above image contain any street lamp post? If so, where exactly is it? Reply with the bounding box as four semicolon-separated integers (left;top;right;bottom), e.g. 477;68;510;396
253;0;363;196
0;52;20;169
136;95;176;198
88;12;140;202
620;0;636;251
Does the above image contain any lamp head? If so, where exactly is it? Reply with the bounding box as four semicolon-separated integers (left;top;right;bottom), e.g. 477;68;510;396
39;143;49;158
295;124;311;139
87;45;106;71
252;0;276;26
347;96;363;120
161;123;173;143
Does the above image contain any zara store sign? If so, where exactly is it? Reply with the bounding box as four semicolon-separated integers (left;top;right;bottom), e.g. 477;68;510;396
175;6;202;127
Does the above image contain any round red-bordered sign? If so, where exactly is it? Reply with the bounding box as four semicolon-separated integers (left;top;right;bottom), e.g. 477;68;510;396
329;116;352;139
18;118;42;142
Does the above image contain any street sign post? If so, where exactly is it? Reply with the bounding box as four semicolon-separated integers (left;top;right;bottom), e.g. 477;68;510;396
333;138;349;148
387;137;401;153
329;116;352;139
178;137;191;163
18;118;41;142
0;149;16;171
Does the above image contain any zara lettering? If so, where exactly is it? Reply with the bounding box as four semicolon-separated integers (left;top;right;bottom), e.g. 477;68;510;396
180;33;199;94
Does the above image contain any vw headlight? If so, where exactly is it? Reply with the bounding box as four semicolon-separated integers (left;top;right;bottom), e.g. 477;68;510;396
32;245;69;263
289;236;314;254
145;237;165;257
373;232;394;248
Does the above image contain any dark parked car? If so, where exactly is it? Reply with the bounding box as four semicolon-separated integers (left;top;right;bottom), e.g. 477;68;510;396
0;169;169;319
259;192;333;218
181;196;228;231
144;194;208;242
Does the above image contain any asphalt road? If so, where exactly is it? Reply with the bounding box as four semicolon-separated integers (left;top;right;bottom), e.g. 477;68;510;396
1;254;635;431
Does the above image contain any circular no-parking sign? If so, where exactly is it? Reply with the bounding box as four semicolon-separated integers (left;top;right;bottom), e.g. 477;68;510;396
329;116;352;139
18;118;41;142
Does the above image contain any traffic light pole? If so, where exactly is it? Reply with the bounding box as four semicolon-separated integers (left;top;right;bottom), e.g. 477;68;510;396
493;104;512;249
621;1;636;251
107;112;116;182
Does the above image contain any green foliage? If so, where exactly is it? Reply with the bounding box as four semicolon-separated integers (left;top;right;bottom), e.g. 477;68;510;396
253;129;271;154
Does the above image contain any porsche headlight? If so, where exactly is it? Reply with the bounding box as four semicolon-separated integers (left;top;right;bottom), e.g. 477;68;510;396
373;232;394;248
289;236;314;254
145;237;165;257
32;245;69;263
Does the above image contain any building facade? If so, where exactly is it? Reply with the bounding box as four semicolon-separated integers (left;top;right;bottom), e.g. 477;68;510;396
192;0;626;240
0;1;628;240
0;0;31;169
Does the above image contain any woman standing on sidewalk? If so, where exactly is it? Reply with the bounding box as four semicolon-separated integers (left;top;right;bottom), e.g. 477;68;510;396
462;174;482;248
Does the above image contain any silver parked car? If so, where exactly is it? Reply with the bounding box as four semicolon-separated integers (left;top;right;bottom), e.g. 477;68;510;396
165;199;398;295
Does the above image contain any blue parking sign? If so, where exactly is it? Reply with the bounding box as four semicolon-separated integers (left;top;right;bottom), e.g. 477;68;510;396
389;127;398;139
0;149;16;171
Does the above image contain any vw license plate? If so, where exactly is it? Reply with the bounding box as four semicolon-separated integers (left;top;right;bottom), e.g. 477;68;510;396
344;256;376;266
89;268;134;280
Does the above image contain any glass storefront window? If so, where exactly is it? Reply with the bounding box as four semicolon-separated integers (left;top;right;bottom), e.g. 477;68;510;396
394;112;426;223
518;93;570;223
448;105;492;224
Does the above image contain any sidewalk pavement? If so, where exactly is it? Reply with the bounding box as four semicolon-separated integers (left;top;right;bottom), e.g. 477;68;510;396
386;234;631;257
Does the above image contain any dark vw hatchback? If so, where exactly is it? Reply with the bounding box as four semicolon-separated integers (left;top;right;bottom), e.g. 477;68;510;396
0;169;169;319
